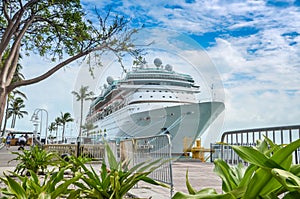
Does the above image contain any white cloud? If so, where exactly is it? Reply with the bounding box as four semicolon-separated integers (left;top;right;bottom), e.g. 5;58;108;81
9;0;300;140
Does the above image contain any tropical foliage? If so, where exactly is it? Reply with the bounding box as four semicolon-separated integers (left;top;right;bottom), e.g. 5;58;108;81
71;85;94;138
59;112;74;143
7;96;28;128
173;137;300;198
0;168;82;199
81;121;98;136
73;142;169;199
1;142;168;198
9;145;59;175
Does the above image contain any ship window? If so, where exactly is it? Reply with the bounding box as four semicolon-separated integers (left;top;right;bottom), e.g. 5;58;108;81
162;96;165;98
150;96;153;98
169;96;172;98
165;91;168;93
153;90;155;92
146;90;149;92
159;90;162;92
139;96;142;98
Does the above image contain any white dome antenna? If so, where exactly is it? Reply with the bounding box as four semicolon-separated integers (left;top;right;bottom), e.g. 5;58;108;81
154;58;162;68
165;64;173;71
107;76;114;85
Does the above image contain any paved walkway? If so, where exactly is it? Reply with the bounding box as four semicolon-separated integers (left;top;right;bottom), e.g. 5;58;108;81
0;145;222;198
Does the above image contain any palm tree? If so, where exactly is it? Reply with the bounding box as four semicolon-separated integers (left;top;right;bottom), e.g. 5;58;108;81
55;117;62;144
81;122;98;136
48;122;57;143
1;56;26;136
71;85;94;138
1;90;27;136
59;112;74;143
7;97;28;128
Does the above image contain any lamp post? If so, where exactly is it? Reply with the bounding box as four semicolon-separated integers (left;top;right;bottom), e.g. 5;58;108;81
30;108;48;144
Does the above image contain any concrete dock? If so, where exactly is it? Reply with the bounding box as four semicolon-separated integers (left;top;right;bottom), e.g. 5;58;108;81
0;145;222;198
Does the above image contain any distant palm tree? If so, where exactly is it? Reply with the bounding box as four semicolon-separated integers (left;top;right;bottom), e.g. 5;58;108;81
1;58;26;136
59;112;74;143
1;90;27;136
55;117;62;143
71;85;94;138
7;97;28;128
81;122;98;136
48;122;57;143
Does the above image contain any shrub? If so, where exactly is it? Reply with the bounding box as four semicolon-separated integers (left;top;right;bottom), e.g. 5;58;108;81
173;137;300;198
73;142;169;199
9;145;59;175
0;167;81;199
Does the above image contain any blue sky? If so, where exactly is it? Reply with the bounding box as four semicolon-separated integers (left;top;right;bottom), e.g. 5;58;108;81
13;0;300;143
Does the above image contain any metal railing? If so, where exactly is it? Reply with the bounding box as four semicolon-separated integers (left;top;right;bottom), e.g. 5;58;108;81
44;144;78;156
43;134;173;196
211;125;300;164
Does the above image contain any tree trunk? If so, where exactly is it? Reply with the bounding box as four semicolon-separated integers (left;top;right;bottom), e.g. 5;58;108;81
1;97;9;136
56;127;58;144
11;114;16;128
62;125;65;143
79;99;83;138
0;86;8;136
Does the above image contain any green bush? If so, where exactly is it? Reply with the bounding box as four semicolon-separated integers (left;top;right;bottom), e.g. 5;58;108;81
0;167;81;199
173;137;300;198
2;143;169;198
73;142;169;199
9;145;59;175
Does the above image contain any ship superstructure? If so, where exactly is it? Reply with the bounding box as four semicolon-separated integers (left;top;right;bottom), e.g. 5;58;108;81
85;58;224;154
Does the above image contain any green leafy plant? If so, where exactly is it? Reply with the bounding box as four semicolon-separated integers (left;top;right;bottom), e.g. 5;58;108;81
73;142;169;199
9;145;59;175
173;137;300;198
58;154;92;174
0;167;82;199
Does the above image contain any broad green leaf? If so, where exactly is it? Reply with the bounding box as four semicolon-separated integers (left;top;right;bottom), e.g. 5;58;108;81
290;164;300;177
244;138;300;198
282;191;300;199
52;172;82;198
272;168;300;191
172;189;236;199
213;159;239;192
186;170;196;194
6;175;27;199
231;145;282;169
105;142;118;170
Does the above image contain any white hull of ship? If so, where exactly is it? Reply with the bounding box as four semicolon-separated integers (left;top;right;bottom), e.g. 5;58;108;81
92;101;224;154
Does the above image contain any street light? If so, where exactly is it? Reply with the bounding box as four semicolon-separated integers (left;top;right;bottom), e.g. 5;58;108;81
30;108;48;144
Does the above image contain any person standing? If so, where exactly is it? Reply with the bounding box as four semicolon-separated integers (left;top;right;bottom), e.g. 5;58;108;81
18;135;27;150
5;133;12;149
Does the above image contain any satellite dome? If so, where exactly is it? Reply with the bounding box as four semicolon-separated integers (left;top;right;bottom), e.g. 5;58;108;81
154;58;162;67
165;64;173;71
106;76;114;85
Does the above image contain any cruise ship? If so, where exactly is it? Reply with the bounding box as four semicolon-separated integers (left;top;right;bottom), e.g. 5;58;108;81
85;58;225;154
